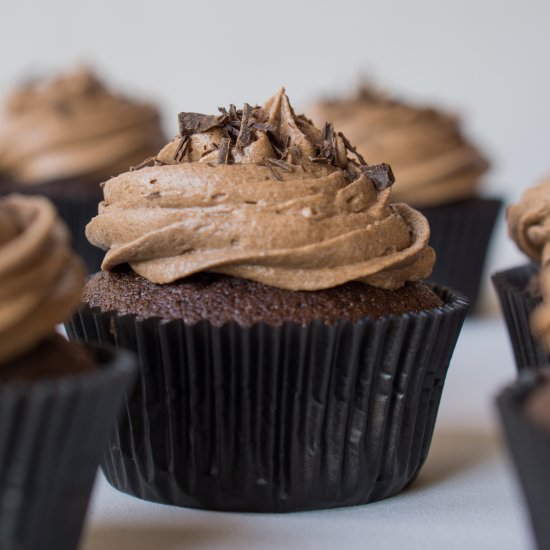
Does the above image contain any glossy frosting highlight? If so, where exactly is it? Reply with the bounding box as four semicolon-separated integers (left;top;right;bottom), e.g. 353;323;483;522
0;195;85;364
508;178;550;346
87;89;435;291
0;68;165;185
312;88;490;207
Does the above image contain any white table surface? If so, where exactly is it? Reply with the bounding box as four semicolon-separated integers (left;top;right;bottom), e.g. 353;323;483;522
80;316;535;550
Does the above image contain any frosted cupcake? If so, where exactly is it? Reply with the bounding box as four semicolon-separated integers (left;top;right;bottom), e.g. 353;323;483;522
312;87;501;309
0;67;166;272
67;88;468;512
493;178;550;370
0;194;135;550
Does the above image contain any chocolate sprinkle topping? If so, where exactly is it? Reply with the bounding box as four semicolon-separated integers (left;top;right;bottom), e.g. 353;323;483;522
178;112;226;135
217;136;231;165
361;163;395;190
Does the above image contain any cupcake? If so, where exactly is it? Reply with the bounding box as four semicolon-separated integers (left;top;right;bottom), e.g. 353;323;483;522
492;178;550;370
66;88;468;512
497;369;550;550
0;67;166;272
312;87;502;309
0;194;135;550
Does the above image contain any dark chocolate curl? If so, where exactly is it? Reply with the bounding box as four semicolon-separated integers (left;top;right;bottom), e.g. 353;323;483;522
361;163;395;190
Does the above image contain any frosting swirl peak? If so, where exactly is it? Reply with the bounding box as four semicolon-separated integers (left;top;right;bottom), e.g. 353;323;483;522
87;88;435;291
0;195;85;364
0;67;165;184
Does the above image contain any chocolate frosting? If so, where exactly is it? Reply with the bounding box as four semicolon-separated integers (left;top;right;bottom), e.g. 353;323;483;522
87;88;435;291
311;88;490;207
0;195;85;364
508;179;550;346
0;68;165;184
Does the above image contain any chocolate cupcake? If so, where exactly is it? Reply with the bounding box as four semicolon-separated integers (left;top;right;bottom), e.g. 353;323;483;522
492;178;550;370
66;88;468;512
0;194;135;550
0;67;166;272
312;87;501;309
497;369;550;550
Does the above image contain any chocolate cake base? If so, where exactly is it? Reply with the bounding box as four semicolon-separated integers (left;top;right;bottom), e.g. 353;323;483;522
66;282;468;512
84;269;444;327
0;334;96;384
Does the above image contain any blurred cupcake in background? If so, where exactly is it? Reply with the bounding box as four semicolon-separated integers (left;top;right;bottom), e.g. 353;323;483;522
497;368;550;550
311;86;502;310
0;194;135;550
492;177;550;370
0;67;166;272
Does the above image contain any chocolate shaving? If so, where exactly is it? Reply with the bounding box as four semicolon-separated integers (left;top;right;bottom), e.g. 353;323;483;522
147;191;161;199
266;157;294;172
178;112;225;135
315;122;336;164
250;122;276;134
217;137;231;165
130;156;157;171
173;135;191;162
361;163;395;190
266;163;283;181
338;131;367;166
236;103;256;150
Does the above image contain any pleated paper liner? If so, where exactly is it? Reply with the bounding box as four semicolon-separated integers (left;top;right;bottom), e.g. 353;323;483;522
492;263;549;371
0;345;135;550
421;196;502;311
0;181;103;274
497;369;550;550
66;283;468;512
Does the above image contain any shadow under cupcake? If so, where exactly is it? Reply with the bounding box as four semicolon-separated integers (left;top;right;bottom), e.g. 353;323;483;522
66;88;469;512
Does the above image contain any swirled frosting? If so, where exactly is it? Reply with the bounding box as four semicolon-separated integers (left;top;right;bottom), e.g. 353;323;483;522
311;87;490;207
86;88;435;291
508;178;550;346
0;68;165;185
0;194;85;364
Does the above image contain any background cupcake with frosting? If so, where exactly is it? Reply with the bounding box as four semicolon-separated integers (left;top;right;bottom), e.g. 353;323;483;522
311;86;502;310
0;194;135;550
493;177;550;370
67;88;468;512
0;67;166;272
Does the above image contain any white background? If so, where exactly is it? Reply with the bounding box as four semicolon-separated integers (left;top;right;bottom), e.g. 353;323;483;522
2;0;550;301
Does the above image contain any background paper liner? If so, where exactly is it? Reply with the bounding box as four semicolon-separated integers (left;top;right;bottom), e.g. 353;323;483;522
421;197;502;311
0;346;135;550
492;263;549;371
66;284;468;512
0;182;103;274
497;369;550;550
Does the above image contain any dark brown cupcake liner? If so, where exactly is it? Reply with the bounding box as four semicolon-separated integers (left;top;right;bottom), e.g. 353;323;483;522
492;263;548;371
421;196;502;311
497;369;550;550
0;181;103;274
65;283;468;512
0;345;135;550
